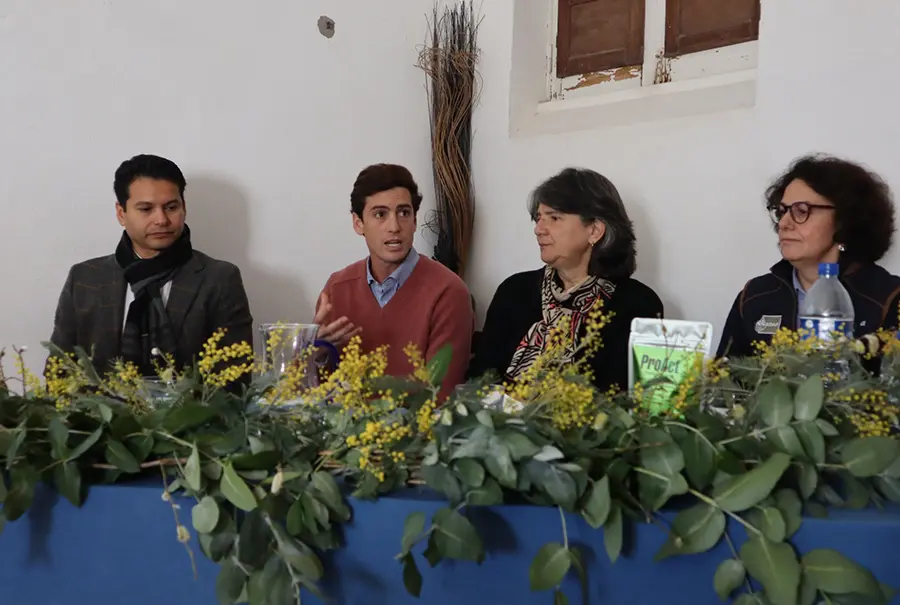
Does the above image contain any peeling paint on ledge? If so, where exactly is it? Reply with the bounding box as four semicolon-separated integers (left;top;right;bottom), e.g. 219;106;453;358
565;65;641;91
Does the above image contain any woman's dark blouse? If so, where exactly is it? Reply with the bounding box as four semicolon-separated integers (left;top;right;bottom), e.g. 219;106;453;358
468;269;664;392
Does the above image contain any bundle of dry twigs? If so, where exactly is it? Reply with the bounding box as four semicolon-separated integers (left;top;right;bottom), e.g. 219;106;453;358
418;1;482;280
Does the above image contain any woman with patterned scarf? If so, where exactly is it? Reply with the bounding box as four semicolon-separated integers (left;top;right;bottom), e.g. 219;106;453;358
468;168;663;392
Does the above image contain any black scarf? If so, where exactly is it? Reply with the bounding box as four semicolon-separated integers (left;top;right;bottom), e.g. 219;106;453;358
116;225;193;376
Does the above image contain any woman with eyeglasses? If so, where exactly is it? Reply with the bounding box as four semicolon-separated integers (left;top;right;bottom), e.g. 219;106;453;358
717;154;900;358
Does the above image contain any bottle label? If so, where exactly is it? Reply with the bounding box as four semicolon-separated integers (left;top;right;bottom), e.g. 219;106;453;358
798;317;854;341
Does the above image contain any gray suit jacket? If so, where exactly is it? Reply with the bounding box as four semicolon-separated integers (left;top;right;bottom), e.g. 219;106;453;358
49;251;254;374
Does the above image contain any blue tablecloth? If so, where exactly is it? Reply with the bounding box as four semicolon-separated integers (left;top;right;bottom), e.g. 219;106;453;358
1;481;898;605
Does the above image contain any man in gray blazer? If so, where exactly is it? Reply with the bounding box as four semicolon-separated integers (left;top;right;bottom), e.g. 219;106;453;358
49;154;253;377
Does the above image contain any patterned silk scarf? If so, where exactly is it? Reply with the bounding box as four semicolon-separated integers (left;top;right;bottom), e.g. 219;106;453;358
505;266;615;380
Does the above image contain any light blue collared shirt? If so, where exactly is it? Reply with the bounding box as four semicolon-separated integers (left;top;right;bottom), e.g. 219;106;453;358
366;247;420;307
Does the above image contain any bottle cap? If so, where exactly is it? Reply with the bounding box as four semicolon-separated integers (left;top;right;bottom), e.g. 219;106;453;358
818;262;838;277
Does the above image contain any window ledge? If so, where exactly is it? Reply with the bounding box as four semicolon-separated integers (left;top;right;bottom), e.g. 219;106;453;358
509;69;757;138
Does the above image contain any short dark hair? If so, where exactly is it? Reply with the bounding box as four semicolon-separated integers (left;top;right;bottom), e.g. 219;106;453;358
114;154;187;207
765;154;895;263
350;164;423;218
528;167;637;280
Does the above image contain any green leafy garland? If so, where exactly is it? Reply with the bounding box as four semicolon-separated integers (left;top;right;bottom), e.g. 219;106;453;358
0;329;898;605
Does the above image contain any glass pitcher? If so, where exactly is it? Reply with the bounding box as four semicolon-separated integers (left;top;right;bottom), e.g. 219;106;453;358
258;323;338;390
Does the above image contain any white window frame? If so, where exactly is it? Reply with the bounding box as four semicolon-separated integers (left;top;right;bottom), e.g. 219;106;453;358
548;0;758;102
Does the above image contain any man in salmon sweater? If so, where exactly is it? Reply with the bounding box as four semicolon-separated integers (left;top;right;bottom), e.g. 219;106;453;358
313;163;474;399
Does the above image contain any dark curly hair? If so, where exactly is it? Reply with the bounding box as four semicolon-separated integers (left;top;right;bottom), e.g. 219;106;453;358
528;167;637;280
350;164;423;218
766;154;895;263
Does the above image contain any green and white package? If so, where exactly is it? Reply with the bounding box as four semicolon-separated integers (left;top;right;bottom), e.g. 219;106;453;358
627;318;714;416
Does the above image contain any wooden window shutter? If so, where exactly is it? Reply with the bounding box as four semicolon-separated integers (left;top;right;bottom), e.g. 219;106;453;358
665;0;760;57
556;0;645;78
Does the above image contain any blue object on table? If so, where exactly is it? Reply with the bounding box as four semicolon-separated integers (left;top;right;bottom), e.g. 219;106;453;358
1;481;898;605
314;339;339;366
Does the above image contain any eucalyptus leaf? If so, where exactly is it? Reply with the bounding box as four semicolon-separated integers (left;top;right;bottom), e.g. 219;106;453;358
302;492;330;531
759;379;794;427
237;509;272;569
640;427;685;476
529;542;571;592
484;440;517;488
53;462;81;506
286;495;306;537
162;403;218;434
48;417;68;459
745;507;786;543
499;431;541;461
105;439;140;473
184;445;202;491
530;460;578;509
311;471;347;517
875;476;900;503
604;504;623;563
422;463;463;504
713;452;792;512
401;511;426;554
96;402;114;424
796;421;825;464
128;435;154;462
426;343;452;386
678;430;717;490
774;488;803;538
278;533;324;581
767;426;806;458
815;418;839;437
191;496;220;534
402;552;422;598
450;426;492;460
639;469;688;511
581;476;611;529
655;503;726;560
68;427;103;460
423;532;442;568
467;478;504;506
476;409;493;428
713;559;746;601
841;437;900;477
533;444;565;463
801;549;883;599
797;462;818;500
214;558;246;605
433;508;483;562
221;463;257;512
740;536;801;605
454;458;485;488
794;375;824;421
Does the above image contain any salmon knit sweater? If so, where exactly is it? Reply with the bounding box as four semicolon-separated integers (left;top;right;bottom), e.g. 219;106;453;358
320;256;474;399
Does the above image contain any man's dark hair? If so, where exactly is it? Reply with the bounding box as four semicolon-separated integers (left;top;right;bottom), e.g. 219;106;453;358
765;154;895;263
114;154;187;207
350;164;423;218
528;167;637;280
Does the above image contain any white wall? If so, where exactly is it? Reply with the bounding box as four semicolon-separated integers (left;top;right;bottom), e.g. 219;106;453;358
468;0;900;341
2;0;899;373
0;0;435;372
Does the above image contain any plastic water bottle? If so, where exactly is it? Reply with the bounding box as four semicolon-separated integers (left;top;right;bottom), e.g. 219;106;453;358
798;263;854;380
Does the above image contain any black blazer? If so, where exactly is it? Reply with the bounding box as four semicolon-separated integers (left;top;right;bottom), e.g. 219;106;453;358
49;251;254;374
717;259;900;358
469;269;664;392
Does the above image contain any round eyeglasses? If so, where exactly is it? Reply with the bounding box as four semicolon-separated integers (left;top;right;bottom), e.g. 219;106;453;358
767;202;835;225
